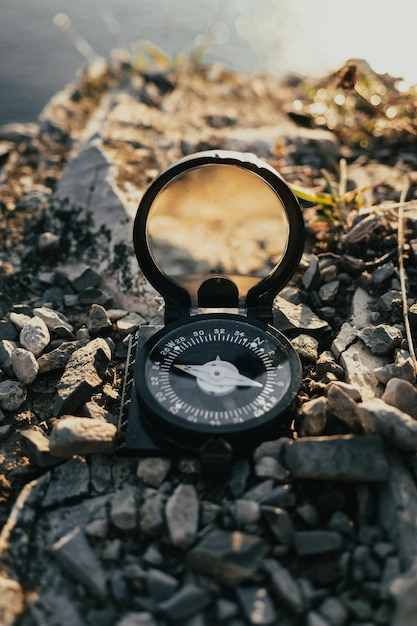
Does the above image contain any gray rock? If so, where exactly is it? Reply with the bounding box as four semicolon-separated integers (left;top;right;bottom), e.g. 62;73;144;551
0;379;27;411
37;339;89;374
87;303;112;335
33;306;74;337
236;585;277;626
390;561;417;626
188;528;267;586
291;333;319;362
371;260;395;284
63;264;102;292
382;378;417;419
38;231;60;252
0;339;17;373
350;286;374;328
53;526;107;599
115;612;158;626
41;457;90;508
296;503;320;528
375;349;416;384
136;457;171;487
319;279;339;303
263;559;304;613
53;337;112;415
11;347;39;384
293;530;343;556
229;458;251;497
165;484;199;549
283;435;390;481
318;596;349;626
326;380;362;402
305;611;331;626
262;506;294;545
116;311;147;335
0;575;24;626
146;568;179;602
358;398;417;450
316;351;344;379
299;397;328;436
328;511;353;536
258;484;296;507
157;583;211;620
358;324;403;355
139;492;165;536
49;416;117;456
231;499;260;527
110;488;137;530
326;383;361;431
301;256;321;290
273;297;331;336
340;341;387;399
20;428;64;467
0;320;18;341
331;322;357;359
379;451;417;569
254;455;287;481
19;316;50;356
253;437;291;463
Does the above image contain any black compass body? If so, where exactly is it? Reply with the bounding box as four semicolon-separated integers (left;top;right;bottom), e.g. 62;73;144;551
117;150;305;470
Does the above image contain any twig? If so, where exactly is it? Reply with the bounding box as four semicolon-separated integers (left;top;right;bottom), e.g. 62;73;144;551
398;179;417;374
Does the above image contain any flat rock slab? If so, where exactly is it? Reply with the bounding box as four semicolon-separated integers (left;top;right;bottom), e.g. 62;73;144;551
283;435;390;481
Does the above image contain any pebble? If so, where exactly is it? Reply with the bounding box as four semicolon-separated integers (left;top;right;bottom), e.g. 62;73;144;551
299;397;328;436
11;347;39;384
0;339;17;372
53;526;107;599
0;320;18;341
157;583;211;621
53;337;112;415
273;297;331;335
382;377;417;419
254;455;287;481
293;530;343;556
301;254;321;290
262;506;294;545
165;484;199;549
331;322;357;359
37;339;89;374
263;559;304;614
8;312;31;330
283;435;390;481
136;457;171;487
49;416;117;456
139;492;165;536
115;612;158;626
319;279;339;303
33;306;74;337
358;399;417;450
87;303;112;335
116;311;147;335
110;488;137;530
188;529;267;585
326;383;361;431
67;265;101;292
340;341;386;400
231;499;261;527
316;351;345;379
236;586;277;626
19;316;50;356
38;231;60;252
375;349;416;384
291;333;319;362
0;379;27;411
20;427;63;467
146;568;179;602
358;324;403;355
318;596;349;626
0;576;24;626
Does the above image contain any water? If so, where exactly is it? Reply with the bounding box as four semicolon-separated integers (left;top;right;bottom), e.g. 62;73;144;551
2;0;417;126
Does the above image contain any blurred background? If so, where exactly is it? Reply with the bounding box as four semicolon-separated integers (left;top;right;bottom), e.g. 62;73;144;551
1;0;417;125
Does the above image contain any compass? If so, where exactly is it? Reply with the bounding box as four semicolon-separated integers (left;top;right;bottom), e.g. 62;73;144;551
117;150;305;470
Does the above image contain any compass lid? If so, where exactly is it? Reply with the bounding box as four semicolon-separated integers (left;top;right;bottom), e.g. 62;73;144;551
133;150;304;323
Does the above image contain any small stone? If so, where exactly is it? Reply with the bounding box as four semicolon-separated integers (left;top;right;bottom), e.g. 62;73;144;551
37;339;89;374
139;492;165;536
33;306;74;337
231;499;260;527
328;511;353;535
0;575;24;626
263;559;304;614
283;435;390;481
0;424;12;440
358;398;417;450
273;297;330;335
375;348;416;384
358;324;403;356
229;458;251;497
294;530;343;556
0;320;18;341
69;266;101;292
254;456;287;481
41;457;90;507
0;380;27;411
299;397;328;436
20;428;63;467
157;583;211;621
0;339;17;372
236;586;277;626
110;488;137;530
326;383;361;431
296;503;320;528
9;312;31;331
188;529;267;585
115;612;158;626
331;322;357;359
146;568;179;602
53;526;107;599
116;311;146;335
53;337;112;415
382;377;417;419
305;611;330;626
302;255;321;290
258;484;296;507
319;280;339;303
262;506;294;545
19;316;50;356
11;347;39;384
137;457;171;487
316;351;344;379
318;596;349;626
291;334;319;362
165;484;199;549
340;342;387;400
87;303;112;335
78;287;111;305
49;416;117;456
38;231;60;252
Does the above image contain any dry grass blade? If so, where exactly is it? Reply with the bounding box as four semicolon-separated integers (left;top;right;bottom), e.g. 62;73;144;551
398;179;417;375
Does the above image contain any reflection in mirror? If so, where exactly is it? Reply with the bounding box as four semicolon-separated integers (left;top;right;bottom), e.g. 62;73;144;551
147;164;289;285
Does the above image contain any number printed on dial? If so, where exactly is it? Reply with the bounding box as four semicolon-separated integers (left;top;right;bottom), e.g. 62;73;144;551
142;316;293;429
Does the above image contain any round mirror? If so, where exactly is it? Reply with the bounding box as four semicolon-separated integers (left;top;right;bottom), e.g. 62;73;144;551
147;163;289;289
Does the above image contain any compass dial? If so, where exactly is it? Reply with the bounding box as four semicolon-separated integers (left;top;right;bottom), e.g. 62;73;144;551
135;314;301;446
